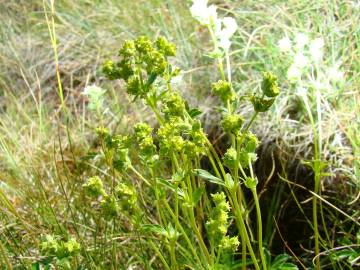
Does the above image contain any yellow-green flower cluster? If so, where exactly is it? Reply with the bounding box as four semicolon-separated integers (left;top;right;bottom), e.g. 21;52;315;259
115;183;138;213
82;176;105;198
223;147;237;170
157;117;206;157
221;114;243;134
251;72;280;112
134;122;158;166
103;36;176;98
219;235;240;253
41;235;80;260
262;72;280;97
206;192;230;246
101;195;119;220
211;80;235;104
95;128;131;172
238;131;259;168
162;92;186;117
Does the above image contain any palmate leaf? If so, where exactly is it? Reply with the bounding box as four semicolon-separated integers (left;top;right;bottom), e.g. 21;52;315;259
193;169;225;186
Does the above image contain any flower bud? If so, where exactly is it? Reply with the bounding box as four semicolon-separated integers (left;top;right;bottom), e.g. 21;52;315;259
82;176;105;197
156;36;176;57
250;95;275;112
162;92;186;117
126;75;143;96
134;122;153;141
220;236;239;252
212;80;235;103
135;36;153;54
223;147;237;169
119;40;136;57
101;195;119;220
261;72;279;97
221;114;243;134
102;60;118;80
115;183;137;212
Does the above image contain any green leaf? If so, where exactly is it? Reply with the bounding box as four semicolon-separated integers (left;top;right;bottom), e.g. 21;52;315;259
141;224;167;236
225;173;235;190
145;73;157;89
31;263;40;270
270;254;298;270
278;263;298;270
193;169;225;186
192;187;205;205
157;178;184;197
188;108;202;118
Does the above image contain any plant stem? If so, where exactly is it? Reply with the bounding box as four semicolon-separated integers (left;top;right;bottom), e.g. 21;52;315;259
301;93;321;270
252;188;267;270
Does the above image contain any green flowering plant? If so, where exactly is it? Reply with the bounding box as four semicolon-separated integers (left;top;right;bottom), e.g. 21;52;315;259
86;29;280;269
40;235;80;268
79;3;281;268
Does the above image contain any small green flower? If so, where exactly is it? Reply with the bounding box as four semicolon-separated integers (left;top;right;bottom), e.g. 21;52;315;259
250;95;275;112
219;235;239;253
212;80;235;103
162;92;186;117
126;75;143;97
156;36;176;57
117;59;134;81
261;72;280;97
135;36;153;54
119;40;136;57
95;127;110;140
115;183;137;212
41;235;80;260
145;50;167;75
83;176;106;197
221;114;243;134
41;235;59;256
113;148;131;171
62;238;80;258
206;192;230;246
244;176;258;189
238;132;259;168
139;136;157;157
101;195;119;220
134;122;153;141
223;147;237;169
102;60;119;80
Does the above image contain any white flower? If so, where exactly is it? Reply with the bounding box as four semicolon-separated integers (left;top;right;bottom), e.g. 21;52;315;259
217;17;238;50
293;52;308;68
294;33;309;49
190;0;218;25
309;38;324;61
221;17;238;38
83;84;106;111
287;64;302;80
218;36;232;50
278;36;292;52
327;65;344;83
